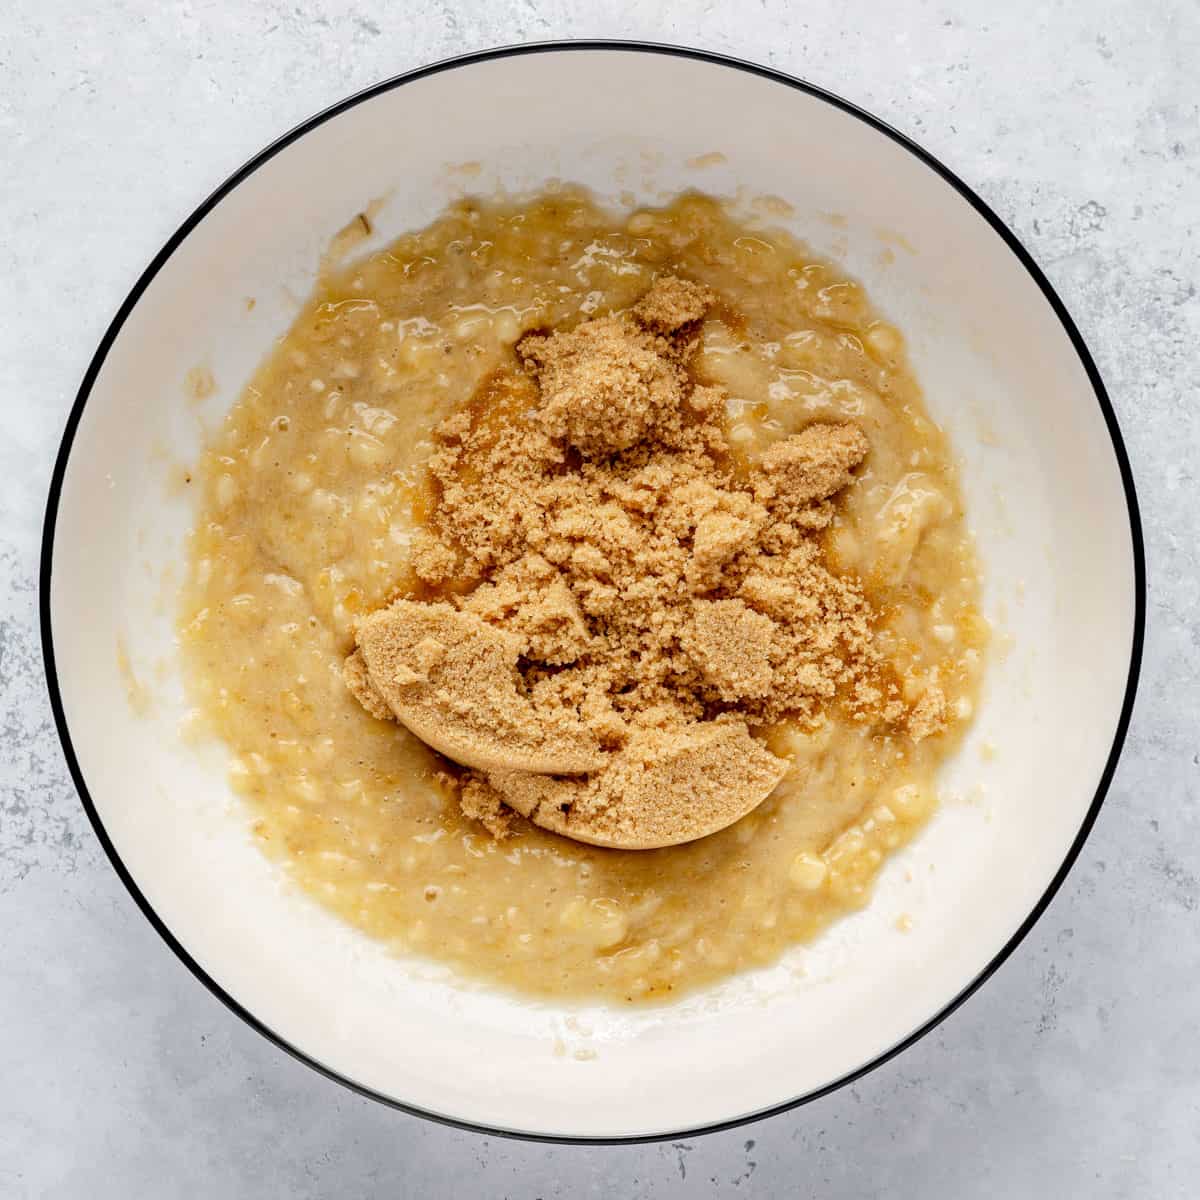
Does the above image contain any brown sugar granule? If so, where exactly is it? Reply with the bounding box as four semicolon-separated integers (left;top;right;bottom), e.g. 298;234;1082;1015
518;315;686;457
459;553;591;666
480;718;788;849
343;648;393;721
458;775;516;840
906;681;948;742
684;599;776;701
352;599;605;774
687;508;759;589
346;274;927;844
410;531;459;586
630;274;716;333
754;423;871;525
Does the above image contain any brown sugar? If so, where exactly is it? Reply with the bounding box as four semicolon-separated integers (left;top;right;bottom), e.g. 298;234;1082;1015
630;274;715;333
351;600;606;774
346;274;930;846
519;315;686;457
458;553;591;666
683;599;776;701
458;774;516;841
755;423;871;511
906;681;948;741
481;718;788;849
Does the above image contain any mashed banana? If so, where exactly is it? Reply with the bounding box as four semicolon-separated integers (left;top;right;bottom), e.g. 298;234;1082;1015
179;189;986;1002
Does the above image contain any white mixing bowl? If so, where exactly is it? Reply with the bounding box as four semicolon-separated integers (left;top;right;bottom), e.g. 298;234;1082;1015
41;43;1143;1140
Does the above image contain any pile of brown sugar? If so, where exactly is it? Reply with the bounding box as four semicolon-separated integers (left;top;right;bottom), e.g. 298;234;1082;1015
345;275;943;845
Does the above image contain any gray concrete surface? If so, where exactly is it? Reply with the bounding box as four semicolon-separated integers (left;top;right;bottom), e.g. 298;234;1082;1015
2;1;1197;1195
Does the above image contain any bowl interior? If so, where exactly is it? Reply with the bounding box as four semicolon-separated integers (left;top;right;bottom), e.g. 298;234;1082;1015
46;47;1138;1139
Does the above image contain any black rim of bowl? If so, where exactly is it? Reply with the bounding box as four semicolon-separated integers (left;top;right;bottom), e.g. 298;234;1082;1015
39;39;1146;1144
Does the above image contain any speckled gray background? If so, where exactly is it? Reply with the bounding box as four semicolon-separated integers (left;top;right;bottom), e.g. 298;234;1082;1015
2;1;1196;1195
